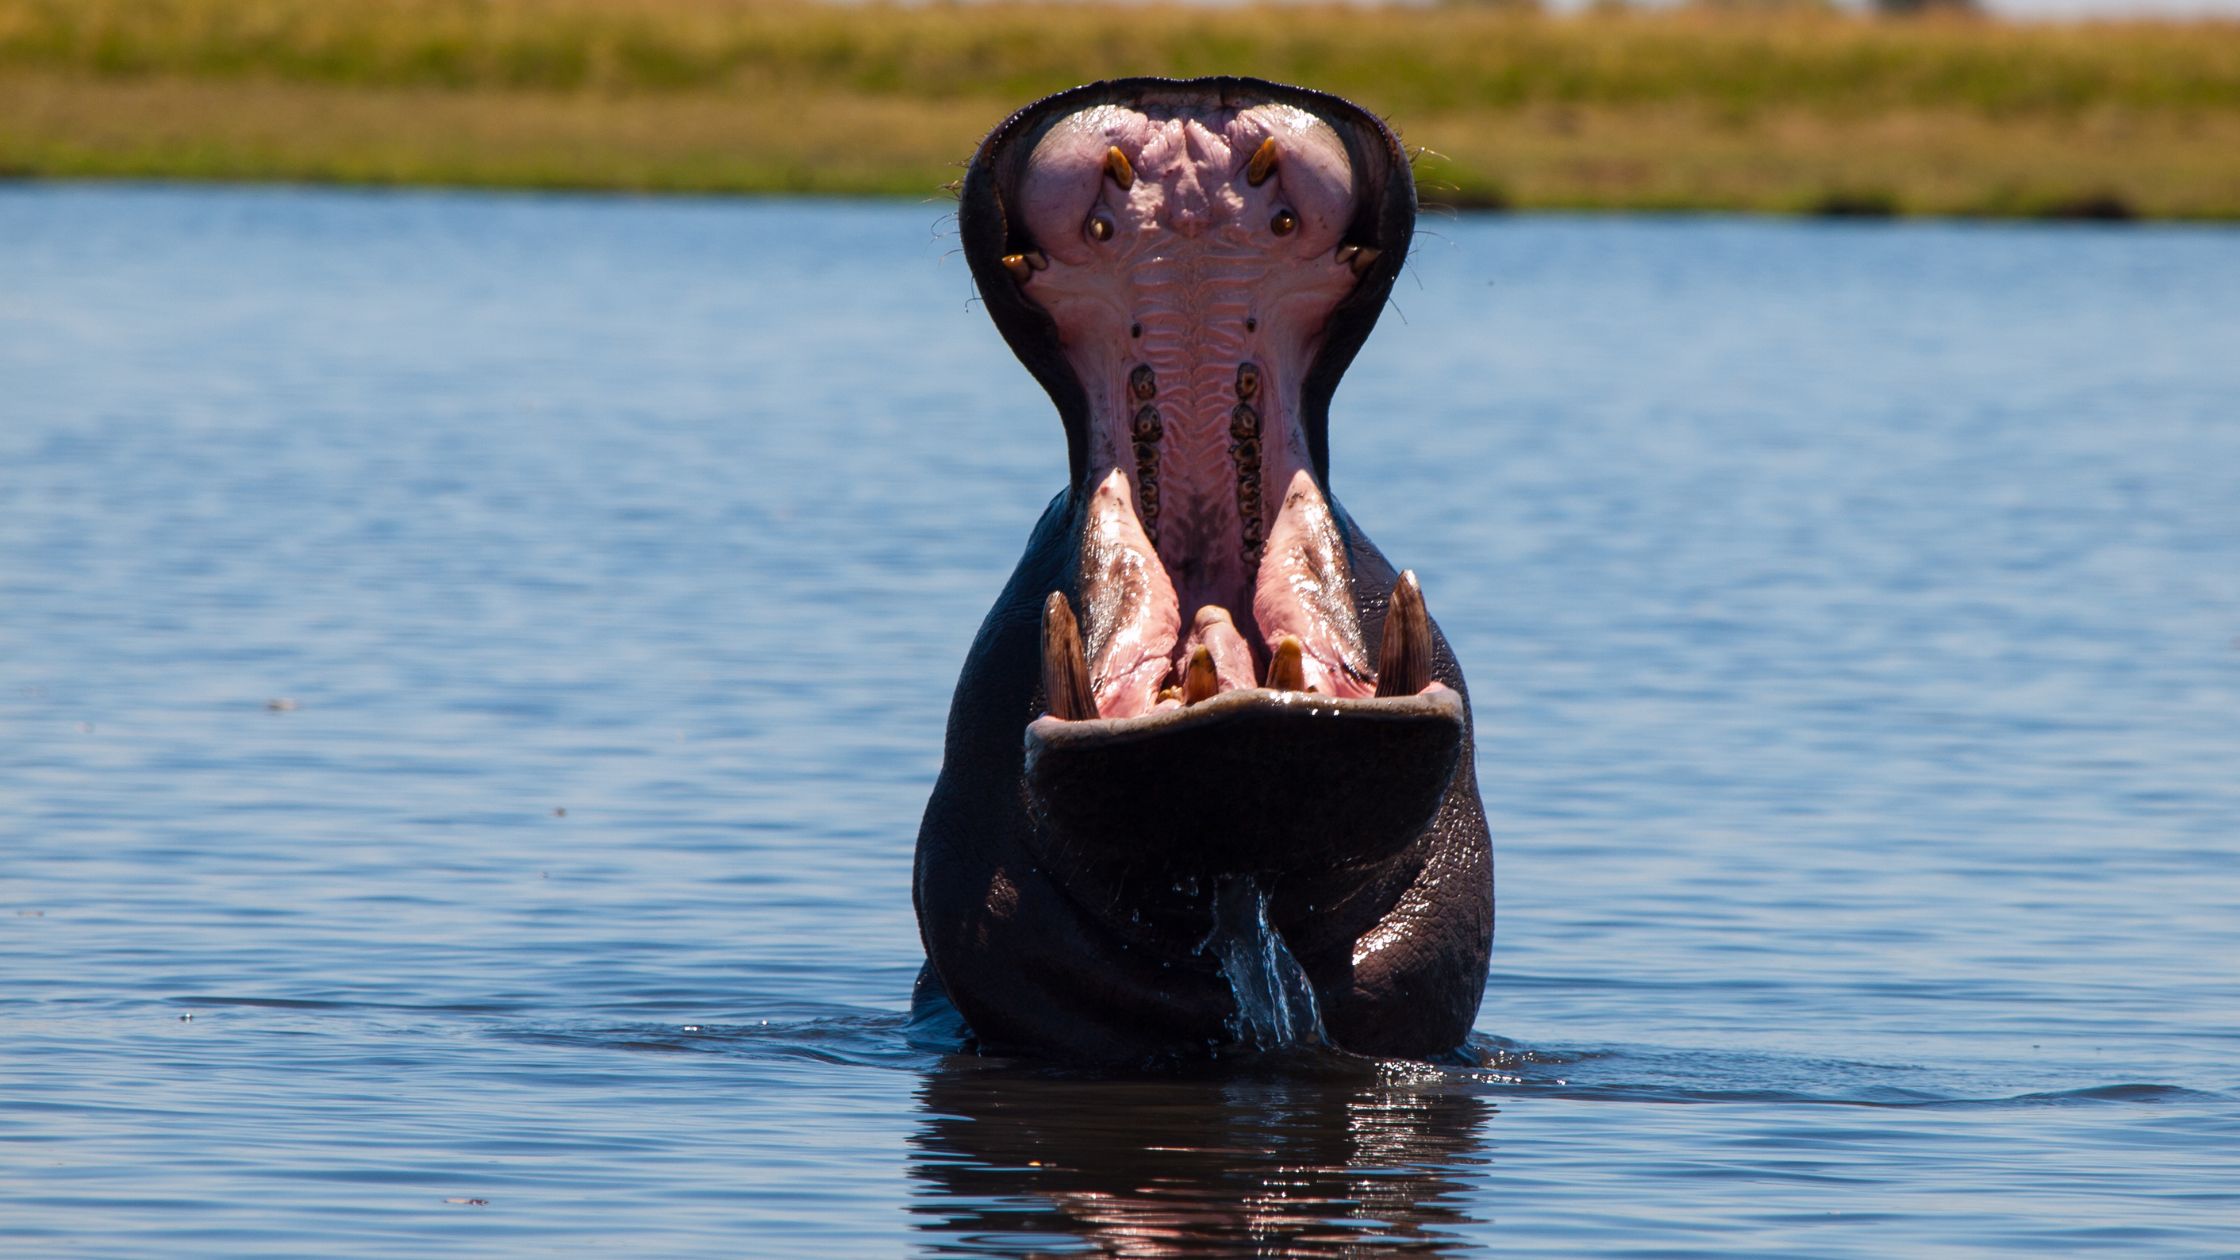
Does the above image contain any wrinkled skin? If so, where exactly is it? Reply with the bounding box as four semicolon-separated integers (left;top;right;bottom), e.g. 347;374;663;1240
914;78;1492;1064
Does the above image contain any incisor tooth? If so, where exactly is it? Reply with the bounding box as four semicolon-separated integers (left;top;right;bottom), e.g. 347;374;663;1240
1105;146;1136;191
1182;644;1218;706
1246;137;1278;186
1042;591;1097;720
1265;635;1306;692
1374;570;1432;698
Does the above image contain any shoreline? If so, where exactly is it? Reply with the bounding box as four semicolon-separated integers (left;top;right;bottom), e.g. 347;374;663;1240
10;173;2226;228
5;2;2238;221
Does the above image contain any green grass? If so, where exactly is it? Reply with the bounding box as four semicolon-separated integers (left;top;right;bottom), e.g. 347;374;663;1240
4;0;2239;218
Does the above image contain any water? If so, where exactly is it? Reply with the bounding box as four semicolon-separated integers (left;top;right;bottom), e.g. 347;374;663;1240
2;184;2236;1255
1208;880;1329;1053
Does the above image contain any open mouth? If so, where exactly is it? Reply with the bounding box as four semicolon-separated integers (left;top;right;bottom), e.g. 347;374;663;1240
966;79;1439;724
957;79;1460;875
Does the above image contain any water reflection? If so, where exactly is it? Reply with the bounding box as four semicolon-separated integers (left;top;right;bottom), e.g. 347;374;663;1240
909;1055;1494;1256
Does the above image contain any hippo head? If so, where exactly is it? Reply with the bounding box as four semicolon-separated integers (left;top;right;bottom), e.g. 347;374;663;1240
918;78;1492;1064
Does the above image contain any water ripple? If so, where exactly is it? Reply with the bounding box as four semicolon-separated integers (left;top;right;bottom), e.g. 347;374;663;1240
3;187;2237;1256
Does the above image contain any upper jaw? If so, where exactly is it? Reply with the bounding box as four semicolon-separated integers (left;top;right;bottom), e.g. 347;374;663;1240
958;77;1416;491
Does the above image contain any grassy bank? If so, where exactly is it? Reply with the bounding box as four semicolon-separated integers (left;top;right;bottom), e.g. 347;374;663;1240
4;0;2239;218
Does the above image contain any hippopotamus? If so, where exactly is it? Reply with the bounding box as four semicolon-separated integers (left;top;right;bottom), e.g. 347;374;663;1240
913;77;1492;1063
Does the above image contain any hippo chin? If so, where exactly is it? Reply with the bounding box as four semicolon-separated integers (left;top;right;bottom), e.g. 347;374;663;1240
913;77;1492;1064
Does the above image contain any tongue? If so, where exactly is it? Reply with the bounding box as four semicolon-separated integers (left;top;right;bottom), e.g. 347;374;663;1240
1181;605;1257;696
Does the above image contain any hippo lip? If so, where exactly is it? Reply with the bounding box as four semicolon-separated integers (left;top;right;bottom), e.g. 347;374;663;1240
1023;686;1465;876
961;77;1425;721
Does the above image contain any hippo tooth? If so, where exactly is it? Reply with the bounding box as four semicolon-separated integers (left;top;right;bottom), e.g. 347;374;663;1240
1181;643;1219;706
1265;635;1307;692
1001;251;1049;283
1041;591;1097;720
1105;146;1136;191
1374;569;1432;698
1347;245;1383;276
1246;137;1278;186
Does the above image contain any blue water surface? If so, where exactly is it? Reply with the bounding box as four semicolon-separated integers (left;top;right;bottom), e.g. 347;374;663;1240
2;185;2237;1255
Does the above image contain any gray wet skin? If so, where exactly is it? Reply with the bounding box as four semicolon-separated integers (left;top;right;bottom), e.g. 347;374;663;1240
913;77;1492;1063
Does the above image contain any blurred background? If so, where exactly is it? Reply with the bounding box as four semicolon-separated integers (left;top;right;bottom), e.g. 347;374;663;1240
2;0;2238;219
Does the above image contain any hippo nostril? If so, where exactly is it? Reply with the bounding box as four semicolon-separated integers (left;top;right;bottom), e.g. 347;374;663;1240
1270;210;1298;237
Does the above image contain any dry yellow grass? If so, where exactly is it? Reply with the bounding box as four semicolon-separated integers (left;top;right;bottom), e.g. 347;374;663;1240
3;0;2238;218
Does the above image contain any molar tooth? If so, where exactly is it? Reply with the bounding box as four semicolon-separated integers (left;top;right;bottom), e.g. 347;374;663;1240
1105;146;1136;191
1374;570;1432;698
1266;636;1306;692
1182;644;1218;706
1132;405;1163;441
1235;362;1260;401
1246;137;1278;186
1042;591;1097;721
1130;364;1157;401
1230;404;1260;439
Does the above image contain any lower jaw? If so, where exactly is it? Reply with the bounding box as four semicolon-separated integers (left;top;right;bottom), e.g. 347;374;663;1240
1024;684;1465;880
